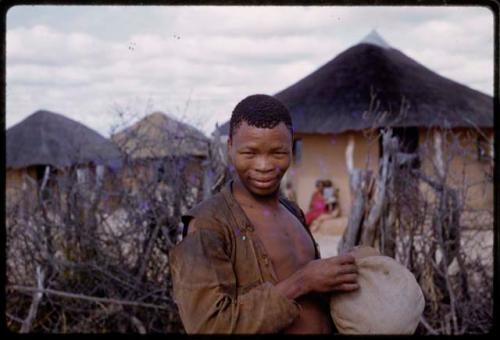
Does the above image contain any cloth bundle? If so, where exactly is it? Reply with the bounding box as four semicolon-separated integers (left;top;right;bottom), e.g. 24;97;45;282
330;246;425;334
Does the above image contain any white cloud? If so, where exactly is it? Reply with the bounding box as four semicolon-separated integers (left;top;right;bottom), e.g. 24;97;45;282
6;6;494;137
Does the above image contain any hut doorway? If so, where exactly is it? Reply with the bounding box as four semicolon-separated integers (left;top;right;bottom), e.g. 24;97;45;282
379;127;420;168
31;165;59;202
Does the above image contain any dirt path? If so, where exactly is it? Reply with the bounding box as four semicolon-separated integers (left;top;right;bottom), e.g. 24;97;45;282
313;233;341;259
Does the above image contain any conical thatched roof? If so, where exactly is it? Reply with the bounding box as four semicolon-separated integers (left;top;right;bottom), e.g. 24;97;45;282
111;112;209;160
6;110;124;170
217;32;493;135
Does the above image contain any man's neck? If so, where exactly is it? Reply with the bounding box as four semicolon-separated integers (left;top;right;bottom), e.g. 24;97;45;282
232;177;281;209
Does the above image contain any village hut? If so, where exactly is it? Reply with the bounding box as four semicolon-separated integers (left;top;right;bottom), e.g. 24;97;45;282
6;109;123;212
111;111;210;208
216;30;493;233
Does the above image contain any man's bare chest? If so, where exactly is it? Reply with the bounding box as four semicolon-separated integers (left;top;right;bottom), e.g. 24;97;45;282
242;205;316;280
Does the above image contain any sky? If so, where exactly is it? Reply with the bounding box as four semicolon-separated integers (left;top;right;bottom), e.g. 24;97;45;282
6;5;495;137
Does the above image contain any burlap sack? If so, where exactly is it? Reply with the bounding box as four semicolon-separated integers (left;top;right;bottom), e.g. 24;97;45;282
330;246;425;334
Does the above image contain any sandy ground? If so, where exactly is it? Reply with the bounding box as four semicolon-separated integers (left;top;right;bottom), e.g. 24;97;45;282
313;233;342;259
309;216;348;259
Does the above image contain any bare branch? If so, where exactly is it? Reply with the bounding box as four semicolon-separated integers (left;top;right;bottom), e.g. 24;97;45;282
20;266;45;333
8;285;170;310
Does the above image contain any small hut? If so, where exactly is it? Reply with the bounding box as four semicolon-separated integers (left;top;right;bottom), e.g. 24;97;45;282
111;112;210;208
216;31;493;231
6;110;123;211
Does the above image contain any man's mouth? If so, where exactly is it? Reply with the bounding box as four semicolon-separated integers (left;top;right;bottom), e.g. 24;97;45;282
250;177;277;189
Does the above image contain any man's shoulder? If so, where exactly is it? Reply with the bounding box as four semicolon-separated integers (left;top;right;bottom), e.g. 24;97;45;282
279;196;306;224
280;196;303;214
185;191;227;221
176;191;231;248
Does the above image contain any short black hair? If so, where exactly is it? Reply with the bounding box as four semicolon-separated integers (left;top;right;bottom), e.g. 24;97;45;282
229;94;293;138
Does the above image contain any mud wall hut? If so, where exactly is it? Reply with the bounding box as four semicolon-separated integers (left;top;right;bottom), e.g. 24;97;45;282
111;112;210;212
216;31;493;230
6;110;124;213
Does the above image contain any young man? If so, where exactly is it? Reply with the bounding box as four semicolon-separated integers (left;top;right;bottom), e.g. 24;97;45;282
169;94;359;334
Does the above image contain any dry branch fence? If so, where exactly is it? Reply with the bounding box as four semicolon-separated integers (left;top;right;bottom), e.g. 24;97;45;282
338;126;493;334
5;108;492;334
5;112;227;333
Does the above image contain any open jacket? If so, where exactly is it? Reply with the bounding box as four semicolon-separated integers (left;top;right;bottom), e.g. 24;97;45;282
169;180;321;334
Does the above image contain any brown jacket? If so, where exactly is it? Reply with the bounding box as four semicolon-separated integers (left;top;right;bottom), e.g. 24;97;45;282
169;180;321;334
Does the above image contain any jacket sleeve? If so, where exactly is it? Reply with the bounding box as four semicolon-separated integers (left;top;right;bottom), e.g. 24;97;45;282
169;220;300;334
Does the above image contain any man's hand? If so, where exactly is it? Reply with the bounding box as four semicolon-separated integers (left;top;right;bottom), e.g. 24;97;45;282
301;254;359;294
274;254;359;301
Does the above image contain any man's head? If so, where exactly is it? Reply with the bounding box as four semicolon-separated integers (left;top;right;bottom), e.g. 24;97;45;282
315;179;324;190
228;94;293;197
229;94;293;139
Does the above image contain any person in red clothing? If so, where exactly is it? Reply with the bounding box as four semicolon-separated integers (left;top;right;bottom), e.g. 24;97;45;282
305;180;327;226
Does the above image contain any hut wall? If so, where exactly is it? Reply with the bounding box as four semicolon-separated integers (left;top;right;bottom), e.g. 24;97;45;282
118;157;206;206
79;165;124;213
119;162;154;197
6;168;39;211
8;164;124;215
287;131;380;216
6;169;25;205
418;127;493;226
287;128;492;228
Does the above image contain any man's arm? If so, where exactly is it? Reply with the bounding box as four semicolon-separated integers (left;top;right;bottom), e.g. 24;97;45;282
170;218;359;334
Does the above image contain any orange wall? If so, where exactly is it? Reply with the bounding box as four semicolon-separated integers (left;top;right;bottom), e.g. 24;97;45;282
6;165;125;214
286;127;493;219
286;131;380;215
6;168;38;209
418;128;493;211
118;157;206;203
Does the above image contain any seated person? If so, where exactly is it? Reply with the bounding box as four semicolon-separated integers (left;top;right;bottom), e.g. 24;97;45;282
305;180;327;226
322;180;340;217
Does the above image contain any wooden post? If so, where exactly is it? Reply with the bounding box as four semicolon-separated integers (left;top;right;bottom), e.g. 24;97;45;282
339;135;372;253
360;130;394;247
433;131;445;180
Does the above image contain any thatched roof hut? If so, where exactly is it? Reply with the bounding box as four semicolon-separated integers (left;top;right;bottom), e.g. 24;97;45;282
217;30;493;135
111;112;209;160
110;112;211;202
214;31;493;228
6;110;123;170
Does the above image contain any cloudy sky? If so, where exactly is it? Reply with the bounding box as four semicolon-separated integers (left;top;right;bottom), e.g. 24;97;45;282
6;5;494;137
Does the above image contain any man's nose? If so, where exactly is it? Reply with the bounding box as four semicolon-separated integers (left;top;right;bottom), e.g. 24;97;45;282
254;156;274;172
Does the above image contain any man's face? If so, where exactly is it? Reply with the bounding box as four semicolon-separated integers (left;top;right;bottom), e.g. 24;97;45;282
228;121;292;197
